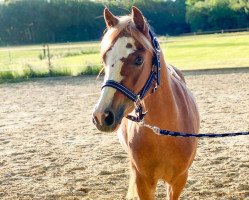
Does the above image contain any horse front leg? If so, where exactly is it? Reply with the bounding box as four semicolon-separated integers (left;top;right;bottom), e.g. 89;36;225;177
130;165;157;200
169;172;188;200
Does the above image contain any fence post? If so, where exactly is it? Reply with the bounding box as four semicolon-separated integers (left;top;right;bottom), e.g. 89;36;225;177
7;45;12;64
47;44;52;75
43;44;46;58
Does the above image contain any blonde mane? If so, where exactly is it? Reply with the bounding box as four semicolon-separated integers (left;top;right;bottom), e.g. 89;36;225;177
101;16;153;57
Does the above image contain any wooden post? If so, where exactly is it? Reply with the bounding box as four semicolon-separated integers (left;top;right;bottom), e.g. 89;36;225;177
47;45;52;75
7;45;12;63
43;44;46;58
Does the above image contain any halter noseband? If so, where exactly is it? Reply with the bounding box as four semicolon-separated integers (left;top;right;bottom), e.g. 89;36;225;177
102;29;161;122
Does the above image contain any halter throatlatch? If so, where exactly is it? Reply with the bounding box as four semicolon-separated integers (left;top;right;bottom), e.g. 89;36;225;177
102;29;161;122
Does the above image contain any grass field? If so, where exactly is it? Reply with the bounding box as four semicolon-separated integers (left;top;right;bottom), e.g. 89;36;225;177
0;32;249;82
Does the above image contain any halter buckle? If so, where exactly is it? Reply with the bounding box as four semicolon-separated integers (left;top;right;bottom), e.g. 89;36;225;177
152;64;157;72
153;83;158;93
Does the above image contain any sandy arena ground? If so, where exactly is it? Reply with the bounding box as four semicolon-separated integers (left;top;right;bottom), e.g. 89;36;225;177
0;71;249;200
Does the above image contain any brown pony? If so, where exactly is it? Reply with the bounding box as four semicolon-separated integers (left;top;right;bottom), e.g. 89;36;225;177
92;7;200;200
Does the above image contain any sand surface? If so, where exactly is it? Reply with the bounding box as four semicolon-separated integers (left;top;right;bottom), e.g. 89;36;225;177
0;72;249;200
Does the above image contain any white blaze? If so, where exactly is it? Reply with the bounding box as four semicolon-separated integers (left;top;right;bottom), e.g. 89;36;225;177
95;37;136;113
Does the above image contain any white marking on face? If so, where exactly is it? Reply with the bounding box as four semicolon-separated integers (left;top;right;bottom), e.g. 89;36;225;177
95;37;136;114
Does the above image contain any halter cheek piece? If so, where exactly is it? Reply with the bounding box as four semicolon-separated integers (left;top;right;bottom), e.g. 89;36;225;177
102;29;161;122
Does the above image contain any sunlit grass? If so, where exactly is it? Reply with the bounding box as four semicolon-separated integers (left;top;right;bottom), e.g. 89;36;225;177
0;32;249;82
160;32;249;70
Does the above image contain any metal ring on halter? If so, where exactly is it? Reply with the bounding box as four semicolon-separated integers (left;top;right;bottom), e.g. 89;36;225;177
134;95;142;109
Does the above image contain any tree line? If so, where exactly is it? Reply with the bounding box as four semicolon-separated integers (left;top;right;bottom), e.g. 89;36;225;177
0;0;248;45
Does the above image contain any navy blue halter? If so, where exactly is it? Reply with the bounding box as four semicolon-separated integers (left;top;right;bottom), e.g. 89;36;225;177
102;29;160;122
100;29;249;139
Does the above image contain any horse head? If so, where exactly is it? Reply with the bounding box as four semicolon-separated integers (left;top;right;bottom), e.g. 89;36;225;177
92;7;155;132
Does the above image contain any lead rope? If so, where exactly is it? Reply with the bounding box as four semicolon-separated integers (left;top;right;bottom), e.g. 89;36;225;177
136;117;249;138
130;96;249;138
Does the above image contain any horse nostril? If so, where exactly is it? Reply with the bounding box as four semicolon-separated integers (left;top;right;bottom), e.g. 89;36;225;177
104;110;115;126
92;116;98;125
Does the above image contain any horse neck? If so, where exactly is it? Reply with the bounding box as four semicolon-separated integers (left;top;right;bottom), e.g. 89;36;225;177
143;52;178;127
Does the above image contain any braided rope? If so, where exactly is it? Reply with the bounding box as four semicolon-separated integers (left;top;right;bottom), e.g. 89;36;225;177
141;122;249;138
159;130;249;138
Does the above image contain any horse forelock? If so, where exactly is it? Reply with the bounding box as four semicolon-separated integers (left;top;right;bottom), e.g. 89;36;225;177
100;16;153;59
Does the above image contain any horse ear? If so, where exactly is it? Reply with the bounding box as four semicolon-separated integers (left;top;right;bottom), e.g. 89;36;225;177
131;6;148;35
104;7;119;28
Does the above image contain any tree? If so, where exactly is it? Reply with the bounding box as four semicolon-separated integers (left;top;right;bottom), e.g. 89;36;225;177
0;0;248;45
186;0;249;32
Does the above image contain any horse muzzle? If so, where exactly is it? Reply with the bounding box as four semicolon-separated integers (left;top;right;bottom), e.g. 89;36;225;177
92;107;123;132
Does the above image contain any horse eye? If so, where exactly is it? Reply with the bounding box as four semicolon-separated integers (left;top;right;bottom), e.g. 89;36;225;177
134;57;144;66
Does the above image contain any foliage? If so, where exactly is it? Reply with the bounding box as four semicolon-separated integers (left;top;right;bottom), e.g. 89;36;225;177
0;0;189;45
0;0;248;45
186;0;249;32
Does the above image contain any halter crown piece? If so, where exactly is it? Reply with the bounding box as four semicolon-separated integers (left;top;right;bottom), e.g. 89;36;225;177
102;29;161;122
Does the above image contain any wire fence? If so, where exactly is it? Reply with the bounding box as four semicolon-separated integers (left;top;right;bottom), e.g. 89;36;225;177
0;42;101;76
180;27;249;36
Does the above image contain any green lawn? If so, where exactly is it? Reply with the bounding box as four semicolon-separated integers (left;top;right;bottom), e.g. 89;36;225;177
162;32;249;70
0;32;249;81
